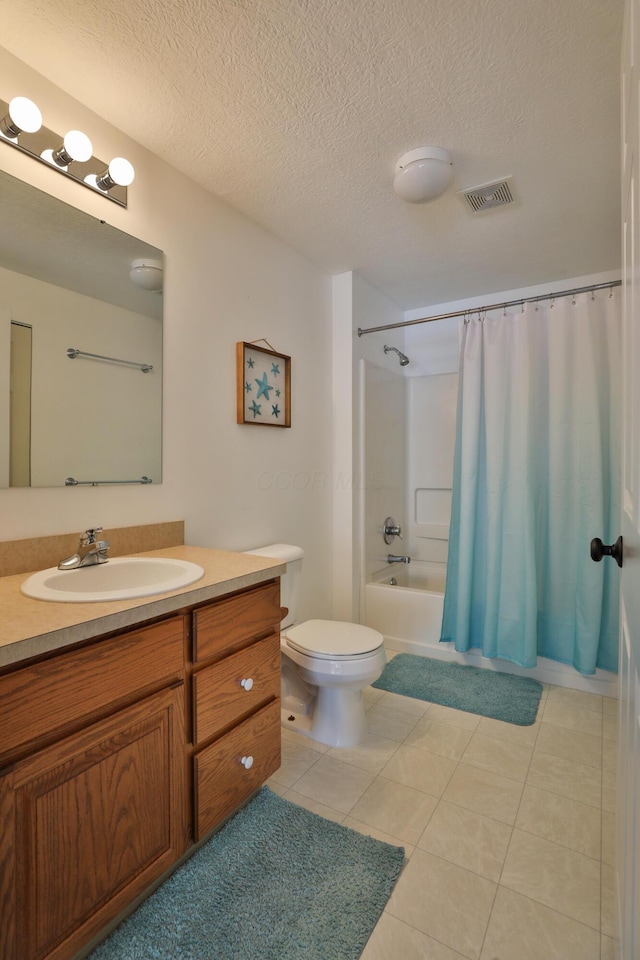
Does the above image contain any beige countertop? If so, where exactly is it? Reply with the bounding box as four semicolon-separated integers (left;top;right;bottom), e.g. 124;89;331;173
0;545;284;669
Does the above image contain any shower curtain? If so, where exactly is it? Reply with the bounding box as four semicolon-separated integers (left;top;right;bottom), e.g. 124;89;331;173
441;290;621;674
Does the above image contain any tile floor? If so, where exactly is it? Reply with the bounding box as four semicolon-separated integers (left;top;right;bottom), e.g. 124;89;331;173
267;649;619;960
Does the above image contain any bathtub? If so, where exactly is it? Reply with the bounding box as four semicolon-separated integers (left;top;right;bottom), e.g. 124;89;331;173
364;559;618;697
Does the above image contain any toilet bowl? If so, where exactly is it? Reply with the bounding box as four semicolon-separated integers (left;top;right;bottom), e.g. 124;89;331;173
244;544;386;748
281;619;385;747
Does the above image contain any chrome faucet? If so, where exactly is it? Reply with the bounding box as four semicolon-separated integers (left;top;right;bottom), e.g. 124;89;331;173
58;528;111;570
387;554;411;564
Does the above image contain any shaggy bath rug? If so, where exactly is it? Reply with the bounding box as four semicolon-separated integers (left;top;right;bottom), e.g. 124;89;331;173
373;654;543;725
88;786;405;960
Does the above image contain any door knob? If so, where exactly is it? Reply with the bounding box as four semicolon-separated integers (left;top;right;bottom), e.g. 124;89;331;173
590;536;623;568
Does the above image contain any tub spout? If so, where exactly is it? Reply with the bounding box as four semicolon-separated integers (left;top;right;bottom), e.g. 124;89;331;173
387;554;411;564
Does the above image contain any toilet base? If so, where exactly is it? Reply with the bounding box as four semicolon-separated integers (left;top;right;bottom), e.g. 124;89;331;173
280;688;368;748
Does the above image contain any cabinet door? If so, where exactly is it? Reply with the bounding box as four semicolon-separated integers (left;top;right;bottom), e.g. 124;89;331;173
0;683;186;960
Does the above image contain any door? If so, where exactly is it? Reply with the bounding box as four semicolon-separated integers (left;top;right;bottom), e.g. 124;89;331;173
619;2;640;955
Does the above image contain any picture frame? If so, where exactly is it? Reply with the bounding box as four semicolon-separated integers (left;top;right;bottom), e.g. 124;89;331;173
236;341;291;427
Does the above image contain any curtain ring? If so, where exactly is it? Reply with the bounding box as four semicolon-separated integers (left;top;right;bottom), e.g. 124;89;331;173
503;303;507;317
535;297;539;312
550;296;555;309
609;287;613;298
521;301;525;313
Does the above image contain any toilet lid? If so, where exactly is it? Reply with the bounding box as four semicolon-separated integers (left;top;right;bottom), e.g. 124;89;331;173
284;620;383;659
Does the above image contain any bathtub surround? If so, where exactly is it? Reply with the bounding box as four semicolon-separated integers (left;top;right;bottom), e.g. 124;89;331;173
442;290;621;675
88;787;405;960
373;654;543;726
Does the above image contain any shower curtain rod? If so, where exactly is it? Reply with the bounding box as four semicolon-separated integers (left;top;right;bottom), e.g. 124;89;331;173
356;279;622;336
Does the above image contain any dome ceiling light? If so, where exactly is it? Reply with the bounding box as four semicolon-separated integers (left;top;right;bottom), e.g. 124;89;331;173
129;258;164;292
393;146;453;204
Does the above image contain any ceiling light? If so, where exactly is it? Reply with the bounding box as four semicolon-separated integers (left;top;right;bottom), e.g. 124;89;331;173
129;258;163;292
393;146;453;203
0;96;42;139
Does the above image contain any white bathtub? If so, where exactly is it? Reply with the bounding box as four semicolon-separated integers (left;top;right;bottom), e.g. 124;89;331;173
364;559;617;697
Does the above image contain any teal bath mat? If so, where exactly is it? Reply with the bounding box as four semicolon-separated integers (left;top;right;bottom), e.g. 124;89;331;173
373;654;543;725
88;787;404;960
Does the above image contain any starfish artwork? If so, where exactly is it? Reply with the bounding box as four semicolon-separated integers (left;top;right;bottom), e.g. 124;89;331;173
275;389;281;397
272;404;280;418
246;356;255;368
255;372;273;400
244;381;252;393
249;399;262;418
271;362;280;376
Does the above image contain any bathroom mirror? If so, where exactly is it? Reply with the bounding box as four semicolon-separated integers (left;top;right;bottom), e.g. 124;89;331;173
0;168;163;487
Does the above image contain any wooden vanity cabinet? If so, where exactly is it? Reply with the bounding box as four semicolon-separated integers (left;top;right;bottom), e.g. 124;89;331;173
0;576;282;960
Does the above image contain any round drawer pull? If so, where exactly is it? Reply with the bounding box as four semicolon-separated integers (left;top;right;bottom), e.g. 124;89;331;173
241;755;254;769
240;678;254;691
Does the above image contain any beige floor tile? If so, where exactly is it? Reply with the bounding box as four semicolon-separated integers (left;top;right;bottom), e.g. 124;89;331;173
265;779;288;797
442;762;524;825
601;863;617;938
363;685;386;706
342;816;414;859
601;810;616;867
515;785;601;858
380;744;458;798
476;715;540;748
602;696;618;717
461;732;533;782
423;703;482;730
602;770;617;814
602;741;618;775
535;721;602;770
546;685;603;715
376;689;431;716
404;715;475;760
348;776;439;845
327;732;399;774
602;713;618;742
366;701;422;741
283;788;345;822
269;737;323;787
501;829;601;929
281;725;330;752
480;886;600;960
418;799;511;881
361;913;468;960
527;750;602;808
387;849;496;960
291;754;375;814
542;700;603;738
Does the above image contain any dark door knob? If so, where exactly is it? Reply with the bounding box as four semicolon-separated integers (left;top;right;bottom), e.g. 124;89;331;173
590;536;623;568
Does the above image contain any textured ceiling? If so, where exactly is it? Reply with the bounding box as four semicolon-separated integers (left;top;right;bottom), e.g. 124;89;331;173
0;0;624;309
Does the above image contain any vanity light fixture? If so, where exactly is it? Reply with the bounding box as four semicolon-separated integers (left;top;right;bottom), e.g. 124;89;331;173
42;129;93;168
0;95;133;207
0;96;42;139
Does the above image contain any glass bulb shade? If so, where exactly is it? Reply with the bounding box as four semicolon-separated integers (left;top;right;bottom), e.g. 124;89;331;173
108;157;135;186
393;147;453;203
62;130;93;162
129;258;163;292
8;96;42;134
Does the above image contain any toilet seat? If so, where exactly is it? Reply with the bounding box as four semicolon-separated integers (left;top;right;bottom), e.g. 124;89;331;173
284;619;383;660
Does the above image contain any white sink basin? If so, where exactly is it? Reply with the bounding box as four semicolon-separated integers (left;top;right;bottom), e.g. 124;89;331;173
21;557;205;603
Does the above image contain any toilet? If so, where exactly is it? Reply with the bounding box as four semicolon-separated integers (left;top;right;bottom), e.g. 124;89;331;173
244;544;386;748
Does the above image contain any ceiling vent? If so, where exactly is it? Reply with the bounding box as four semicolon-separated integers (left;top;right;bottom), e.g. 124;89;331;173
460;177;514;213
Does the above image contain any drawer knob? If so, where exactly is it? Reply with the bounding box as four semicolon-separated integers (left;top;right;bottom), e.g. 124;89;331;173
240;677;254;691
241;755;254;769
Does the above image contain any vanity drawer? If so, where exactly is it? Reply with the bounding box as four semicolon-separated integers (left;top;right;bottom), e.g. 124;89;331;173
193;634;280;745
193;698;281;839
192;580;281;662
0;616;185;761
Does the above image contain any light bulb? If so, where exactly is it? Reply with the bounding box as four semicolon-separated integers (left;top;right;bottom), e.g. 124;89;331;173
92;156;135;191
0;96;42;138
44;130;93;168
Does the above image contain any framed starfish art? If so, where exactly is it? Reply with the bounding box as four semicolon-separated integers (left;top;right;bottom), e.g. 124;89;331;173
236;341;291;427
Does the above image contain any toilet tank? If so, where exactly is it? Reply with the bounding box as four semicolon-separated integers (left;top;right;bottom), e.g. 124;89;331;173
243;543;304;629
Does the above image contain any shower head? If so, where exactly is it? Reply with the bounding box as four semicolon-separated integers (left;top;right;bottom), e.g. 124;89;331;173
384;345;410;366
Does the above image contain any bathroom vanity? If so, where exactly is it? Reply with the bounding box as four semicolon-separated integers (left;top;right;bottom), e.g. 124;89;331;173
0;545;284;960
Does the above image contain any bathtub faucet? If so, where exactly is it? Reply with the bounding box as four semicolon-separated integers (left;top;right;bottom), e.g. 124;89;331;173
387;554;411;564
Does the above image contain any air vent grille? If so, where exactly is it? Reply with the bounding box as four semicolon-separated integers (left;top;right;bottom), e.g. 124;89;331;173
461;178;514;212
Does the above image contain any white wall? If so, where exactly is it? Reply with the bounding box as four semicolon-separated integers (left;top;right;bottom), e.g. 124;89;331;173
0;48;333;622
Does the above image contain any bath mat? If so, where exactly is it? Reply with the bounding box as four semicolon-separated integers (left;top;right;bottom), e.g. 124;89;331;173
88;786;404;960
373;654;543;725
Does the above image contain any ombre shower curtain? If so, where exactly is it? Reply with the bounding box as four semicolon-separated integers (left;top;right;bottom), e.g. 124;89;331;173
441;290;621;674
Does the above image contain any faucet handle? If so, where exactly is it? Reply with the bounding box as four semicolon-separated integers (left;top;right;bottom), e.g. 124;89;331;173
80;527;103;545
383;517;403;544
